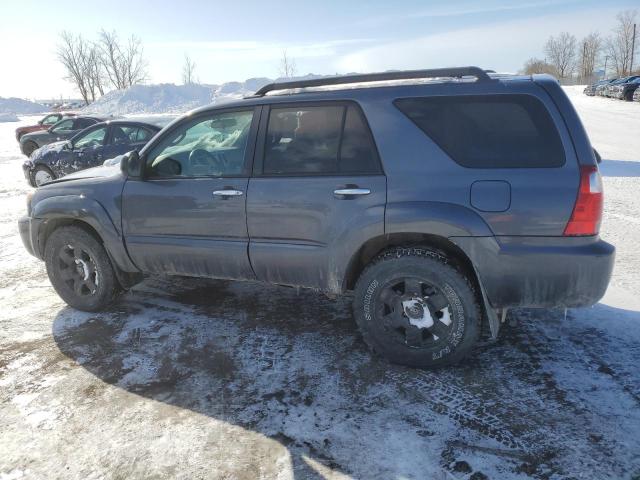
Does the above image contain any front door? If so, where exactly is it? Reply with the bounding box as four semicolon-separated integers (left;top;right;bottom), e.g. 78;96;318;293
247;102;386;291
122;107;259;279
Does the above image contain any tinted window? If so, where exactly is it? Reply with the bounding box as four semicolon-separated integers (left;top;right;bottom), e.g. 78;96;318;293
395;95;565;168
73;118;97;130
50;119;74;133
111;126;154;145
74;127;107;149
146;110;253;178
340;106;380;174
263;104;380;175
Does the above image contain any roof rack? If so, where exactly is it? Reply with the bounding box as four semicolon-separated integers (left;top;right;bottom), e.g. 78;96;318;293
252;66;493;97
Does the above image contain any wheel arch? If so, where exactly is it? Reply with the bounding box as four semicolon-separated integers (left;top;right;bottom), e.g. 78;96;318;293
343;232;480;293
33;195;141;287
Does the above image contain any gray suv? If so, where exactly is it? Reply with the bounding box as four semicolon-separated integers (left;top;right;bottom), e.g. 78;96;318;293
18;67;615;367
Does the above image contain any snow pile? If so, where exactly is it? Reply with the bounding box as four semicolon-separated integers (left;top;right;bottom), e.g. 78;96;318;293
0;112;19;123
82;75;333;115
85;83;215;116
0;97;48;115
84;78;273;116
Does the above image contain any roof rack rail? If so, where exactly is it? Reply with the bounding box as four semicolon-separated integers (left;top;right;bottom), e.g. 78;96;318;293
252;66;493;97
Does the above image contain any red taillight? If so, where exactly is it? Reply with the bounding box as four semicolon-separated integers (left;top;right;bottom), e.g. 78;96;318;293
564;165;603;236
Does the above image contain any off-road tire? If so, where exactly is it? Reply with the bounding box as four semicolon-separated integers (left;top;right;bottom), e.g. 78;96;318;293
353;247;481;368
44;226;120;312
30;165;55;187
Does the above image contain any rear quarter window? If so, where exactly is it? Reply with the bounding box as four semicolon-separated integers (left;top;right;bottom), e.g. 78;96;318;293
394;94;566;168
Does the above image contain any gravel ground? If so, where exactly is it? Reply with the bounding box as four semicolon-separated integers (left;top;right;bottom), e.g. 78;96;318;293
1;90;640;480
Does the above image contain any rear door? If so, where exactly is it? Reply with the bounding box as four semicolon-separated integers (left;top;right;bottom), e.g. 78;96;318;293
247;102;386;291
122;107;259;279
103;124;157;160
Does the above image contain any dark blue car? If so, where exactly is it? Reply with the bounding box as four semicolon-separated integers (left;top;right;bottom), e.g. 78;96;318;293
23;119;170;187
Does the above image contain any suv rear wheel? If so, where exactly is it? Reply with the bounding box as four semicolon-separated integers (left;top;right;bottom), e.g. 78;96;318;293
44;226;120;312
353;247;480;368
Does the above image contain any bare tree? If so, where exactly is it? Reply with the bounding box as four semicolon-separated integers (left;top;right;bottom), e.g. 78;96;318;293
182;54;197;84
57;32;93;105
605;10;638;76
522;57;557;76
97;29;147;90
544;32;577;79
279;49;297;78
578;32;602;82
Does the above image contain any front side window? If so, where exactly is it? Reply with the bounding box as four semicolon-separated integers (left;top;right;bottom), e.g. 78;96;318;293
394;94;566;168
74;127;107;149
41;114;60;125
263;104;380;175
50;119;74;133
146;110;253;178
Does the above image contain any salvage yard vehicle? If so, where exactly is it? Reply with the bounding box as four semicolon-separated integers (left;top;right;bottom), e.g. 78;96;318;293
23;119;168;187
18;67;615;367
15;112;77;141
583;79;615;96
603;76;638;98
19;115;107;157
609;76;640;101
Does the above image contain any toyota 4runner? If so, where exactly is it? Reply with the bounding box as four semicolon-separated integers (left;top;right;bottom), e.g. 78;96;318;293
19;67;615;367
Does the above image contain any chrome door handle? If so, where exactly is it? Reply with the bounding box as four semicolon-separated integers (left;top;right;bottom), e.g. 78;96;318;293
334;188;371;196
213;189;243;196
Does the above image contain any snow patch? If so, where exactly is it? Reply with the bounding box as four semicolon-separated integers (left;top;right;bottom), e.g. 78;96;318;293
0;113;18;123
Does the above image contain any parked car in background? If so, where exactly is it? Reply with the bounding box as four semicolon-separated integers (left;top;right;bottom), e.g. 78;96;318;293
603;76;637;98
610;76;640;101
19;116;107;157
23;119;168;187
15;112;77;141
18;68;614;368
595;78;618;96
584;79;615;96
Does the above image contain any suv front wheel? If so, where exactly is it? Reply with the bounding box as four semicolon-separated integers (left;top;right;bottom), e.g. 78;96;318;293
353;247;481;368
44;226;120;312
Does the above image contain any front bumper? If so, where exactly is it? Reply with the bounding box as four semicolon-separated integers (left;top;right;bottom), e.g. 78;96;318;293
452;236;615;309
19;216;43;259
22;160;33;182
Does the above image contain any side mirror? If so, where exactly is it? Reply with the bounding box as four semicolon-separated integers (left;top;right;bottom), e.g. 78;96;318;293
121;150;141;177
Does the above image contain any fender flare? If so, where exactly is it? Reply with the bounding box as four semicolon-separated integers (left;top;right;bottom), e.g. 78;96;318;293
32;194;139;274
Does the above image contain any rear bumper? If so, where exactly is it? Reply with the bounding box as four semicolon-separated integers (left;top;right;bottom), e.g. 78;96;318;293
19;216;43;259
452;236;615;309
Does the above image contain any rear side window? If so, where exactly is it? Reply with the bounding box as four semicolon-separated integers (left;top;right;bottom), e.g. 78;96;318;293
263;104;381;175
73;118;97;130
394;95;565;168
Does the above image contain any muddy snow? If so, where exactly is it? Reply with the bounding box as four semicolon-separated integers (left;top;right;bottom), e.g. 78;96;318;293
1;89;640;479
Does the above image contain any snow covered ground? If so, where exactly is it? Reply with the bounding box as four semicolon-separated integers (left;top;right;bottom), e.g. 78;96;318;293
1;90;640;479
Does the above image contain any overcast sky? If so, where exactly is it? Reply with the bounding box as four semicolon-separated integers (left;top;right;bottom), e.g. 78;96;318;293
0;0;637;99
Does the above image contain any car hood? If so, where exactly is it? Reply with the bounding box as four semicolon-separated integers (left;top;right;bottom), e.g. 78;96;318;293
21;129;52;142
32;140;69;159
48;163;122;184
